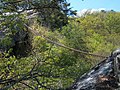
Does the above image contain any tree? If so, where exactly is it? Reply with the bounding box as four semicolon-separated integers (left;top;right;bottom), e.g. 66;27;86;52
0;0;75;29
0;0;80;89
1;1;120;89
0;0;76;57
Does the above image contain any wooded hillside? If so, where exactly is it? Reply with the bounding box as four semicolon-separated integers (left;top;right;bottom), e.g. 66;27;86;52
0;0;120;89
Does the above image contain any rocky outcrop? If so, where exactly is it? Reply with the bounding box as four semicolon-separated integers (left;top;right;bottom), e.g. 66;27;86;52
69;49;120;90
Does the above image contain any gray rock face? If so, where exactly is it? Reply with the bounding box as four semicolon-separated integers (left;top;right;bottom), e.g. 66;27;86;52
112;48;120;57
70;49;120;90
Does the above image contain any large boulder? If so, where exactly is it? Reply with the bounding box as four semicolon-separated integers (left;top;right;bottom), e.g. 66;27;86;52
69;49;120;90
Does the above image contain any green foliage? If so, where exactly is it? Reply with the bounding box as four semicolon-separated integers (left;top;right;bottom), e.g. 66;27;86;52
0;0;75;56
105;12;120;33
0;0;75;30
1;4;120;90
76;12;120;56
0;36;13;49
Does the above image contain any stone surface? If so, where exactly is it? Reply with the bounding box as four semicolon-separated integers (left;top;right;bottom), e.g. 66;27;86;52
69;49;120;90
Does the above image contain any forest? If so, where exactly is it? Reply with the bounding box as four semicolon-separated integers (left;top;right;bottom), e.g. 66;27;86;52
0;0;120;90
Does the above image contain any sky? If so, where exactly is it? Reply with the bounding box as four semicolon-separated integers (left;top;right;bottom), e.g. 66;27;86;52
68;0;120;12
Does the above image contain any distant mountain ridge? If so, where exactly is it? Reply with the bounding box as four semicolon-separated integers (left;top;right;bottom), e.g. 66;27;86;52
76;8;115;17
